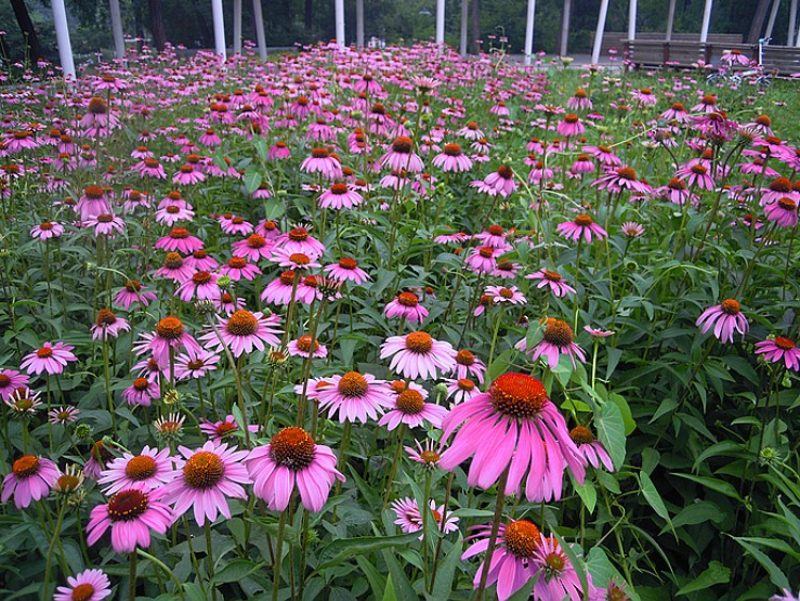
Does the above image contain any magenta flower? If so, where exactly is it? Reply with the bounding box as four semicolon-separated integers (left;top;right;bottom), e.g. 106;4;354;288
526;268;576;297
696;299;749;344
122;377;160;407
98;446;174;494
445;378;481;405
300;148;343;180
133;316;202;369
200;415;259;442
232;233;273;261
175;271;221;302
451;349;486;384
219;256;262;281
316;371;393;423
380;331;456;380
462;520;543;601
516;319;587;369
570;426;614;471
162;440;252;525
114;279;157;310
274;226;326;259
247;427;345;512
324;257;371;284
20;341;78;376
154;227;204;254
30;221;65;240
532;535;584;601
384;292;429;324
471;165;517;197
556;214;608;244
1;455;59;508
86;487;173;553
287;335;328;359
199;310;282;357
86;213;125;237
0;369;29;401
485;285;527;305
75;185;111;221
764;197;798;229
90;309;131;341
433;143;473;172
391;497;459;536
556;113;584;137
173;349;220;380
381;136;424;173
154;253;195;283
319;183;364;210
380;384;448;430
439;373;586;502
54;568;112;601
405;438;443;467
755;336;800;372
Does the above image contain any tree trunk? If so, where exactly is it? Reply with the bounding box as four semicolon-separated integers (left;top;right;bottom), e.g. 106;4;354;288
148;0;167;50
305;0;313;37
10;0;43;63
471;0;480;54
748;0;772;43
191;0;213;48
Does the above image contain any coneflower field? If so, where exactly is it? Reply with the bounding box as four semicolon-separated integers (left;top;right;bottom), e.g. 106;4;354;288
2;41;800;601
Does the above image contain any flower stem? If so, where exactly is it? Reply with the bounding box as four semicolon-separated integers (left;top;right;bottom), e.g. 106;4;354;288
129;551;137;601
205;521;217;601
42;500;67;601
272;508;289;601
475;466;510;601
382;424;406;509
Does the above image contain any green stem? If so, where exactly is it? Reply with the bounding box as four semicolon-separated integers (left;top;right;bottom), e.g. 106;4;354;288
42;500;67;601
129;551;137;601
272;508;289;601
382;424;406;509
475;466;510;601
205;521;217;601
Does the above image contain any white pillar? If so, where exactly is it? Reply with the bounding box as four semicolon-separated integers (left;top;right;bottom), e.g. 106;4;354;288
789;0;798;45
765;0;781;42
665;0;677;41
560;0;572;56
628;0;637;40
233;0;242;53
109;0;125;60
211;0;226;59
356;0;364;47
591;0;610;64
51;0;76;81
253;0;267;60
436;0;445;45
335;0;345;49
700;0;713;44
460;0;469;57
524;0;536;65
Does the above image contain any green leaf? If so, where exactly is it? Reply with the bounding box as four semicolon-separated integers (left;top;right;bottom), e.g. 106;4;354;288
670;501;723;529
381;573;397;601
356;556;387;599
430;540;462;599
183;583;207;601
673;473;742;501
487;348;514;382
676;560;730;596
692;441;747;472
381;550;417;601
212;559;264;584
596;401;626;469
608;393;636;435
640;471;676;539
573;474;598;513
244;166;262;194
732;538;790;590
317;532;421;571
263;200;284;221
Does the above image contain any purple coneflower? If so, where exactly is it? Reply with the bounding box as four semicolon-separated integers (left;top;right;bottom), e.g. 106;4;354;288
86;487;173;553
134;316;202;368
114;279;158;309
154;227;204;254
384;292;429;324
556;214;608;244
433;143;473;172
379;385;448;430
1;455;59;508
696;299;749;344
755;336;800;371
391;497;459;536
570;426;614;471
532;535;584;601
122;377;160;407
317;371;393;423
517;318;587;369
764;197;798;228
21;341;78;376
98;446;174;494
54;569;112;601
471;165;517;197
199;310;282;357
526;268;576;297
173;349;220;380
0;369;29;401
287;335;328;359
91;309;131;341
486;285;527;305
31;221;64;240
49;405;79;424
324;257;371;284
380;331;456;380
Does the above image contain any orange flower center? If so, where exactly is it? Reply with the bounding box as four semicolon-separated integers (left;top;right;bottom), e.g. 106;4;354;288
456;349;475;366
338;372;369;397
331;183;348;195
12;455;39;478
691;165;708;175
289;253;310;265
564;114;579;124
392;136;413;153
133;377;150;391
778;198;797;211
574;214;593;227
720;299;740;315
170;228;189;239
478;247;494;258
156;316;184;340
405;332;433;353
36;347;53;359
280;271;296;286
498;288;514;299
570;425;594;444
443;143;462;157
543;319;574;347
192;271;212;285
296;335;319;353
270;427;315;470
397;292;419;307
490;373;548;418
71;584;95;601
84;185;104;199
774;336;796;350
226;310;259;336
497;165;513;179
339;257;357;270
228;257;247;269
311;148;330;159
163;253;184;269
543;270;562;282
288;228;309;241
457;378;475;391
770;177;792;193
216;422;237;436
396;389;425;414
108;489;149;521
504;520;541;558
617;167;637;180
183;451;224;489
247;234;267;248
125;455;157;480
39;222;54;231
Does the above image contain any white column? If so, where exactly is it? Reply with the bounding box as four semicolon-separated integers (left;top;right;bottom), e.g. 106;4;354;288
51;0;76;81
628;0;637;40
356;0;364;47
591;0;610;64
109;0;125;60
436;0;445;45
665;0;677;41
233;0;242;53
335;0;345;49
700;0;713;43
524;0;536;65
211;0;226;59
253;0;267;60
460;0;469;57
560;0;572;56
789;0;798;45
765;0;781;42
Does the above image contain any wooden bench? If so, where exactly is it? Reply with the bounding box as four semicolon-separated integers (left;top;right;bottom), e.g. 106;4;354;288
590;32;741;61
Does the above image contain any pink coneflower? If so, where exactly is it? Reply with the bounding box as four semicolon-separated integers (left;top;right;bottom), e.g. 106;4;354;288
755;336;800;371
287;335;328;359
162;440;251;525
84;441;117;480
154;253;195;284
269;249;322;272
218;214;253;236
405;438;443;467
466;246;501;274
570;426;614;471
49;405;79;424
556;114;584;137
621;222;645;237
173;163;205;185
318;182;364;210
532;535;583;601
98;446;174;494
659;177;696;206
567;88;592;111
380;331;456;380
434;386;586;504
526;269;576;297
486;285;527;306
0;369;29;401
471;165;517;197
133;316;202;368
379;386;448;430
584;325;615;338
593;166;651;194
558;214;608;243
122;377;160;407
5;387;42;415
451;349;486;384
473;224;511;249
76;185;112;221
91;308;131;341
269;142;291;160
256;219;282;240
199;310;282;357
391;497;459;536
274;226;326;259
155;204;195;226
632;87;657;106
154;227;204;254
262;271;301;306
696;299;749;344
582;144;621;166
324;257;371;284
462;520;542;601
571;154;595;174
232;233;273;261
137;157;167;179
219;256;261;282
691;94;718;113
199;415;258;442
21;341;78;376
30;221;64;240
86;213;125;238
384;292;429;324
516;318;587;369
660;101;690;122
381;136;425;173
54;568;112;601
316;371;393;423
676;163;715;190
301;147;343;180
445;377;481;405
764;197;799;228
173;349;220;380
175;271;220;302
433;143;473;172
248;427;345;512
1;455;59;508
86;487;173;553
434;230;470;244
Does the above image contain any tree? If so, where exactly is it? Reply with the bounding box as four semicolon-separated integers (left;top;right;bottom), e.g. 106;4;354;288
471;0;480;53
148;0;167;50
747;0;770;44
10;0;43;63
